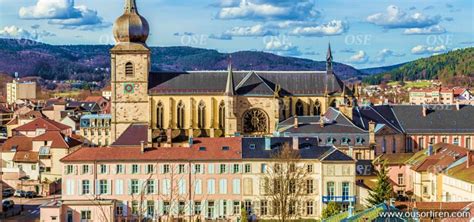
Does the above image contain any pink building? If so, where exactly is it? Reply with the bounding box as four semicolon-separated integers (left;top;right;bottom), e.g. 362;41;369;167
42;137;243;221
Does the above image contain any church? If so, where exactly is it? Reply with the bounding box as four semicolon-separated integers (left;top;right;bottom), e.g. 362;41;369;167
110;0;354;146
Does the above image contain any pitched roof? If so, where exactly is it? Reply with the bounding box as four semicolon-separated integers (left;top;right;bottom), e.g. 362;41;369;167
13;151;38;163
148;71;347;96
62;137;242;162
410;143;468;173
33;131;82;149
84;96;106;103
1;136;33;152
391;105;474;134
112;124;148;146
374;153;415;165
320;148;354;161
19;110;44;119
443;153;474;183
13;117;70;132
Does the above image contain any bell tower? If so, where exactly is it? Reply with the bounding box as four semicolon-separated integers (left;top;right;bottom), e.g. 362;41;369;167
110;0;151;143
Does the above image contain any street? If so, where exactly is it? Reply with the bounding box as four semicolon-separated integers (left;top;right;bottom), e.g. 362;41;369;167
1;195;60;222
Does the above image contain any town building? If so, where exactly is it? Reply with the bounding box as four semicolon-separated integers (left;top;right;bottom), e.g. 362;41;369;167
108;0;354;146
409;87;474;105
79;114;112;147
6;79;37;104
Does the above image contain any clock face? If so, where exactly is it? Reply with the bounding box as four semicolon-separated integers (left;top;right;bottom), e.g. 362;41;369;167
123;83;135;94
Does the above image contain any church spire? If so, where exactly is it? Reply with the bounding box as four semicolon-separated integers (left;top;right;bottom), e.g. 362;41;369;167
326;42;333;73
225;55;235;96
125;0;138;13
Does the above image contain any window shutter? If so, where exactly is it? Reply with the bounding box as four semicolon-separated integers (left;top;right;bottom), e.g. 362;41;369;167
191;164;196;174
154;179;159;194
227;200;233;216
95;179;99;195
90;180;94;195
108;179;112;195
128;179;132;195
158;200;164;216
89;164;93;175
74;165;78;175
78;180;82;195
203;200;208;218
123;201;128;216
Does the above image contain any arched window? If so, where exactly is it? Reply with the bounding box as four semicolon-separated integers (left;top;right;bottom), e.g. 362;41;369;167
198;101;206;129
218;101;225;129
313;100;321;116
295;100;304;116
156;102;164;129
177;101;185;129
125;62;134;77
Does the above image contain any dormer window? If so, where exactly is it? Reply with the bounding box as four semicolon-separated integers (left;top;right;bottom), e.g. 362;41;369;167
10;145;17;152
341;137;350;145
125;62;134;77
356;136;364;145
326;137;336;145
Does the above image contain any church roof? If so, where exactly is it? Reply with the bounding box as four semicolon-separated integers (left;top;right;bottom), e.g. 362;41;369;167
148;70;347;96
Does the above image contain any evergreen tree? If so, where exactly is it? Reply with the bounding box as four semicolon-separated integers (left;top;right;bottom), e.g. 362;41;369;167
366;161;393;207
322;202;341;219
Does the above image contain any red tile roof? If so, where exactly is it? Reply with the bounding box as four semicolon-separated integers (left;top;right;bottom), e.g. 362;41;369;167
62;137;242;162
84;96;106;103
411;143;468;172
33;131;82;149
19;110;44;119
1;136;33;152
13;117;70;132
13;151;38;163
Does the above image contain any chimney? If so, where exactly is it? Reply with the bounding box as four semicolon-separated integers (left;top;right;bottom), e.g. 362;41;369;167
468;150;473;168
422;105;427;117
292;137;299;150
368;121;375;144
319;114;325;128
293;115;298;128
264;137;271;150
188;137;194;146
456;101;460;111
140;141;145;153
427;143;433;156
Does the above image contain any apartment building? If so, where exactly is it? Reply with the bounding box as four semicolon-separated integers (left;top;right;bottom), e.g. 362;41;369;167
6;79;37;104
42;137;356;221
80;114;111;147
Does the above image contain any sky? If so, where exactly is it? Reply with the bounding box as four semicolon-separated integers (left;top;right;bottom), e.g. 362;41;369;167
0;0;473;69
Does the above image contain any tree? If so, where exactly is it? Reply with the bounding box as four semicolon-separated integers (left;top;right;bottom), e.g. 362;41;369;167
322;202;341;219
261;143;309;222
241;206;248;222
366;161;393;207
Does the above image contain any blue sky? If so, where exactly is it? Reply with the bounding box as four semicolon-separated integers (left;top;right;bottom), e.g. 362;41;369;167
0;0;473;68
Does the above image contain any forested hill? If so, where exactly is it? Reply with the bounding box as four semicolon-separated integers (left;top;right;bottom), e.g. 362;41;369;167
0;38;364;82
363;47;474;85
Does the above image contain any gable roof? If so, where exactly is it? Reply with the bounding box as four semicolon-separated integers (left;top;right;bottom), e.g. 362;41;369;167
320;148;354;161
235;71;274;96
148;71;348;96
13;117;70;132
13;151;38;163
62;137;242;162
112;124;148;146
33;131;82;149
1;136;33;152
391;105;474;134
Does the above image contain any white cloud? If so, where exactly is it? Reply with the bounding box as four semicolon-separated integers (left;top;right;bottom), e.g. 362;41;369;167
411;45;447;54
19;0;109;30
209;33;233;40
0;25;55;40
375;48;405;62
216;0;320;21
348;50;369;64
289;20;347;37
367;5;440;28
264;37;301;56
403;25;446;35
224;24;276;36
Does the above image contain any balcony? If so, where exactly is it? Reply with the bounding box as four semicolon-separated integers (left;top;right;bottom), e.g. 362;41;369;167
322;195;356;203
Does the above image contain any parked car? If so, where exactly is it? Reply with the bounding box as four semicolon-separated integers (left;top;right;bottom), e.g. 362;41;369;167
2;199;14;210
14;190;26;197
2;188;14;197
25;191;37;198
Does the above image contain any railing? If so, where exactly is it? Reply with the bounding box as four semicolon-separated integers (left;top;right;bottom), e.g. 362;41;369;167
322;195;356;203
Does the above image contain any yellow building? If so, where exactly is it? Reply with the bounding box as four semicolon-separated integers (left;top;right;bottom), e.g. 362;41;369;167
110;0;353;146
6;79;37;104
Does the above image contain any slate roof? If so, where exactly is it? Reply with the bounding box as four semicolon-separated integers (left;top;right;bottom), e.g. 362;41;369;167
112;124;148;146
391;105;474;134
148;71;348;96
321;148;355;161
241;137;352;161
352;105;403;133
